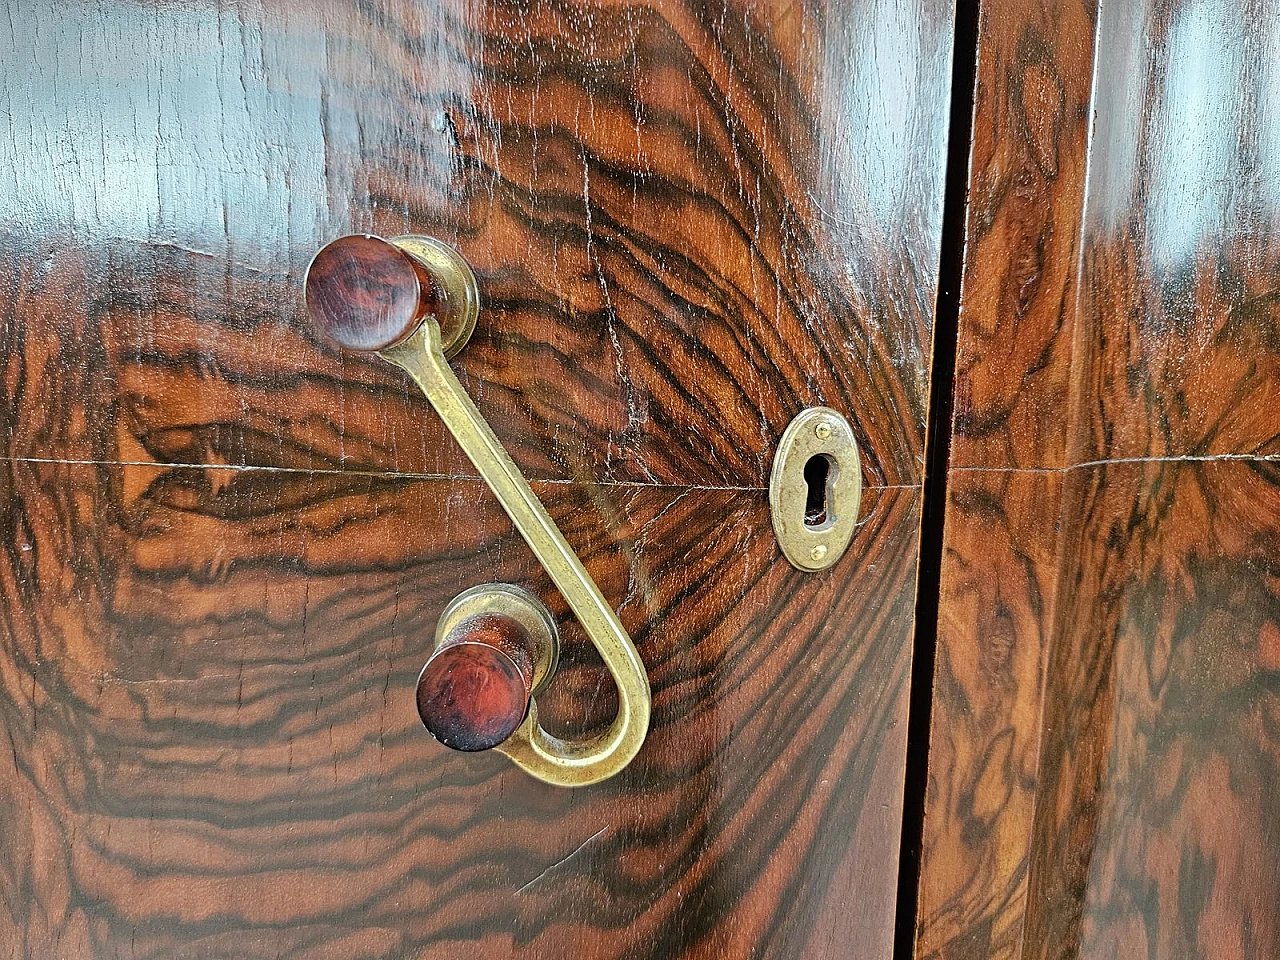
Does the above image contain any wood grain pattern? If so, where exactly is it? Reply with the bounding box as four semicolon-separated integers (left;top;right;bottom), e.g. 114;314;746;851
919;0;1280;957
0;460;918;958
0;0;954;956
946;0;1097;473
916;0;1096;951
1073;0;1280;464
0;0;952;491
916;470;1063;960
1025;460;1280;960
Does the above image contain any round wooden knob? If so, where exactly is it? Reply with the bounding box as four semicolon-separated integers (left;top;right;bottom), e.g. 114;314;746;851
303;234;438;351
416;613;536;752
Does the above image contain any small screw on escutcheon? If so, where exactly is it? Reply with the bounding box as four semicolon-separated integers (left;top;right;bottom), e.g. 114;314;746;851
814;420;833;440
810;543;829;562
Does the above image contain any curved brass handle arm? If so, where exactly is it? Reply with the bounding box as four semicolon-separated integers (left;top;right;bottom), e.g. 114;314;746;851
305;234;650;787
382;319;650;785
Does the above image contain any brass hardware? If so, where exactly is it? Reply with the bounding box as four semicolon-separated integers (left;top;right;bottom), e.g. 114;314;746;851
417;584;559;752
387;235;478;360
769;406;862;572
368;236;650;787
432;584;559;696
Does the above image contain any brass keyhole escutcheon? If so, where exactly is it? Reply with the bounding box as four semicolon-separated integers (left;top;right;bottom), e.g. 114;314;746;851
770;407;863;572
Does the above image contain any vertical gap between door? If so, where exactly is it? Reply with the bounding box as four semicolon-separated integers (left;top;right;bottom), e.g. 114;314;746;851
892;0;982;956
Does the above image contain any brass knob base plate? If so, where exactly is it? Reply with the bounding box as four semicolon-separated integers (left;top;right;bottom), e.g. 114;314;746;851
390;235;479;360
434;584;560;696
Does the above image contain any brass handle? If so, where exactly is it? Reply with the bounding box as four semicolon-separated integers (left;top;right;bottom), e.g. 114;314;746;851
416;584;559;753
304;234;651;787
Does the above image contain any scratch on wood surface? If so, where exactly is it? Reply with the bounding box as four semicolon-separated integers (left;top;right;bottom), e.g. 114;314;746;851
516;826;609;895
0;456;914;492
952;452;1280;474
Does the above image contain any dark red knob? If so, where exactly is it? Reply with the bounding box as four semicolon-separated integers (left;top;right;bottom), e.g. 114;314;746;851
304;234;438;351
416;613;536;752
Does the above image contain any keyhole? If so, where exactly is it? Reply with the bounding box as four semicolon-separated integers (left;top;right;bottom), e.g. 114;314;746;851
804;455;834;527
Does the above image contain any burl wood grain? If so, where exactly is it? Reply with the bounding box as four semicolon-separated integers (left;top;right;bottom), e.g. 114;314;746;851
916;470;1064;960
1025;461;1280;960
0;0;954;957
0;461;918;958
918;0;1280;957
1;0;951;492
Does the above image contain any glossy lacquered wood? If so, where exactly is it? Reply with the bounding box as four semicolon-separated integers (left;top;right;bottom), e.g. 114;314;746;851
918;0;1280;958
1;0;949;493
0;462;920;958
0;1;954;957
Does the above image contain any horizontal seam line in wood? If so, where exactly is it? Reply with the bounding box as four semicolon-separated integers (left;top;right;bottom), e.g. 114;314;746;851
1;456;918;493
951;452;1280;473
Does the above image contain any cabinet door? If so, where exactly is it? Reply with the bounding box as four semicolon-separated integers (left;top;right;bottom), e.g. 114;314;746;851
917;0;1280;957
0;2;953;957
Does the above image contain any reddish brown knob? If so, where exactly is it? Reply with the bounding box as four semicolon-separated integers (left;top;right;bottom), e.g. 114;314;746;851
304;234;438;351
416;614;536;752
